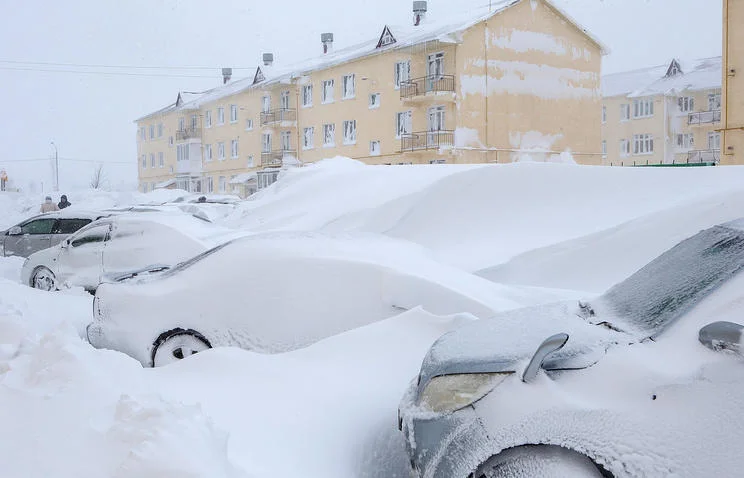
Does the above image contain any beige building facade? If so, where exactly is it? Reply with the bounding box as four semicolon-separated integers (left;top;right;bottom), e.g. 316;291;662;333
722;0;744;165
601;58;723;167
136;0;606;195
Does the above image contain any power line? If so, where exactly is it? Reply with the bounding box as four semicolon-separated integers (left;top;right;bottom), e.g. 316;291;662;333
0;157;132;164
0;66;223;79
0;59;254;71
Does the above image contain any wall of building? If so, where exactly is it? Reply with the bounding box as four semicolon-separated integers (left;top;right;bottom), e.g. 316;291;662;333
723;0;744;165
136;113;179;191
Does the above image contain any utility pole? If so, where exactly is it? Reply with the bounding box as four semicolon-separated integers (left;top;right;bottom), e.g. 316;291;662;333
50;141;59;191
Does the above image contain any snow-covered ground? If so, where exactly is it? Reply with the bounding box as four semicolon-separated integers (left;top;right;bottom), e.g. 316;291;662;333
2;159;744;477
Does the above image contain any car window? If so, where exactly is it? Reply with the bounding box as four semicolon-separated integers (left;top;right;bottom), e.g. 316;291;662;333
601;225;744;337
52;218;92;234
20;218;56;235
70;224;110;248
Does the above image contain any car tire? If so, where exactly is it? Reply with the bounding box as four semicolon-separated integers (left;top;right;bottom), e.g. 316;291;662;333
150;328;212;368
31;266;57;292
472;445;610;478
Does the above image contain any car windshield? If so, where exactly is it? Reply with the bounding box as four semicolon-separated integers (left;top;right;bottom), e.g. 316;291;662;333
600;224;744;338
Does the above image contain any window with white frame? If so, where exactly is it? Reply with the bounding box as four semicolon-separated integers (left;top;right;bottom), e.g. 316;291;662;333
141;154;146;168
633;98;654;118
230;105;238;123
217;142;225;160
205;110;212;128
343;120;357;145
633;134;654;154
204;144;213;162
343;74;355;99
217;107;225;125
207;176;214;193
158;123;163;137
158;152;164;167
396;111;412;137
246;155;254;168
176;144;190;162
394;61;411;89
262;133;272;153
322;80;335;103
281;131;291;151
676;133;694;149
708;132;721;150
140;127;146;141
231;139;239;158
678;96;694;113
303;127;314;149
369;93;380;109
191;115;198;129
302;85;313;107
709;93;722;110
620;139;630;156
245;119;253;130
601;141;607;156
262;96;271;113
150;153;155;168
219;176;226;193
142;183;147;193
149;125;155;139
169;136;174;146
323;123;335;147
620;103;630;121
370;140;380;156
178;117;185;131
280;91;290;110
601;106;607;123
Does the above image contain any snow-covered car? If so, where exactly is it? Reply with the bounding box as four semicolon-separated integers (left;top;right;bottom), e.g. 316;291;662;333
398;218;744;478
86;233;532;368
21;212;237;292
1;210;110;258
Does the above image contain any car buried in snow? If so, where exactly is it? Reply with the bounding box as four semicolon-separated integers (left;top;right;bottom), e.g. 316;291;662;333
398;218;744;478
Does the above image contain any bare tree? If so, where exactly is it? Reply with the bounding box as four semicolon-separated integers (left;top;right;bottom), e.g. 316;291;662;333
89;163;107;189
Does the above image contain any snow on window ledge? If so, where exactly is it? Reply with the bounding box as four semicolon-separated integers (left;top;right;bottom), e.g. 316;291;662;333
323;143;336;148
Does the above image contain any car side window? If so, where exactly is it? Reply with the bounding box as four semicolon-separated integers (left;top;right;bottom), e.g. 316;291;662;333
52;218;92;234
20;218;56;235
70;225;110;248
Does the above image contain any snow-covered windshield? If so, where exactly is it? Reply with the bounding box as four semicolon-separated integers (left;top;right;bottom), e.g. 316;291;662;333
601;224;744;337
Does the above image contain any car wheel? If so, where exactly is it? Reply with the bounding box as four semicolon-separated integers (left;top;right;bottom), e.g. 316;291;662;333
31;267;57;292
151;328;212;367
472;445;609;478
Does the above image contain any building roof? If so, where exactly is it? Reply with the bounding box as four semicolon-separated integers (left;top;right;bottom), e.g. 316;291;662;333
602;56;722;98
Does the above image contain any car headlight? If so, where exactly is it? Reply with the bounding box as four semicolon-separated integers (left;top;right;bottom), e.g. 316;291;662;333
419;373;512;413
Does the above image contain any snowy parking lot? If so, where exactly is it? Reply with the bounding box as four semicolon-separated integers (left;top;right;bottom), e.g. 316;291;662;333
3;160;744;477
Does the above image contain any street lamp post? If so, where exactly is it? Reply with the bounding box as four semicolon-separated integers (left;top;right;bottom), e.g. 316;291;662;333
50;141;59;192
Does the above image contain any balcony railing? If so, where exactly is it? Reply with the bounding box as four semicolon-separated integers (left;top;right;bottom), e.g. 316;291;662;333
176;127;201;141
261;149;296;167
400;130;454;152
686;149;720;164
400;75;456;99
260;108;297;126
688;110;721;125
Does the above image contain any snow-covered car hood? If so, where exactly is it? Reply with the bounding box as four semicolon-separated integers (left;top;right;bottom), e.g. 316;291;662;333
416;301;626;395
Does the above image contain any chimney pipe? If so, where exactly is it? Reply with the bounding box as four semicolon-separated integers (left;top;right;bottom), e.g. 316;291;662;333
262;53;274;67
413;1;427;26
321;33;334;55
221;67;233;84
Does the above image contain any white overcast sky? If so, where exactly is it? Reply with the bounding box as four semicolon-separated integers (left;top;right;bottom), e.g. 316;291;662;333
0;0;721;191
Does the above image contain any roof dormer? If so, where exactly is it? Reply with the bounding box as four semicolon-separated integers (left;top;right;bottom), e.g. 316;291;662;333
376;25;397;49
253;66;266;85
665;59;683;78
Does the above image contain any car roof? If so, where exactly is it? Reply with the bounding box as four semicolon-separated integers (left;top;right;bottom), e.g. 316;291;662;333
29;209;110;221
105;211;235;245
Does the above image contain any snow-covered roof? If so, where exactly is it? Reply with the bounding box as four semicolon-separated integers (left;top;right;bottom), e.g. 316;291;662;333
229;172;257;184
602;57;722;98
155;179;176;188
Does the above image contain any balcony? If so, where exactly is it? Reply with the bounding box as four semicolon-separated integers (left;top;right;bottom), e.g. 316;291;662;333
175;127;201;141
260;108;297;126
400;75;456;101
261;150;296;168
400;130;454;152
686;149;720;164
688;110;721;125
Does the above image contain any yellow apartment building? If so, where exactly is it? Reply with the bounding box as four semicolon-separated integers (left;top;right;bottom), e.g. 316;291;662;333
722;0;744;165
601;58;723;167
135;0;606;195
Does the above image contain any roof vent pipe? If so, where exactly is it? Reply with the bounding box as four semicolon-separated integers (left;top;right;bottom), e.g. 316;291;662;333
321;33;334;55
221;68;233;84
262;53;274;67
413;1;427;26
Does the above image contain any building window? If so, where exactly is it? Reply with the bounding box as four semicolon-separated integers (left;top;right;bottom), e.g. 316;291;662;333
262;133;272;153
678;96;694;113
245;119;254;131
280;91;290;110
169;136;174;146
142;183;148;193
219;176;226;193
620;139;630;156
601;106;607;123
178;117;185;131
281;131;291;151
140;127;146;141
176;144;190;162
158;152;164;167
430;159;446;164
247;155;254;168
396;111;412;138
370;140;381;156
230;105;238;123
394;61;411;89
231;139;239;158
343;120;357;145
708;132;721;150
205;110;212;128
601;140;607;156
207;176;214;193
633;98;654;119
342;74;355;99
149;125;155;139
191;115;198;129
217;107;225;125
303;127;314;149
709;93;722;110
217;142;225;160
257;171;279;190
676;133;694;149
428;106;445;131
322;80;335;104
302;85;313;107
150;153;155;168
157;123;163;137
369;93;381;109
620;104;630;121
323;123;335;147
141;154;146;168
204;144;213;162
262;96;271;113
633;134;654;154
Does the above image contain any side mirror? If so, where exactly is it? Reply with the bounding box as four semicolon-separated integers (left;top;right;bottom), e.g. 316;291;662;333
699;321;744;354
61;239;70;248
8;226;21;236
522;333;569;383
